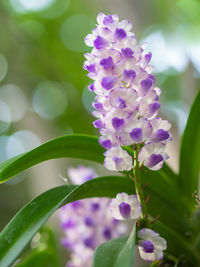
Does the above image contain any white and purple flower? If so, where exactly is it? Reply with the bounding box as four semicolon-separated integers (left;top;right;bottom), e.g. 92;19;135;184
137;228;167;262
84;12;172;172
138;143;169;171
109;192;142;220
104;147;133;171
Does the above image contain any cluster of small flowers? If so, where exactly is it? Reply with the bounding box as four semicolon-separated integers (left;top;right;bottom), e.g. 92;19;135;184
59;166;127;267
110;192;167;262
84;13;172;171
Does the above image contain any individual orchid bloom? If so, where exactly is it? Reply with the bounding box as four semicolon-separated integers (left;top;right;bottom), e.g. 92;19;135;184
138;143;169;170
109;192;142;220
109;87;139;112
138;89;161;119
119;116;152;146
137;228;167;262
84;12;171;171
150;117;172;143
104;147;133;171
99;128;119;150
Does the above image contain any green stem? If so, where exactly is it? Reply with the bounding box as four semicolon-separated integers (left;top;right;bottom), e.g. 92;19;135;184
133;145;149;226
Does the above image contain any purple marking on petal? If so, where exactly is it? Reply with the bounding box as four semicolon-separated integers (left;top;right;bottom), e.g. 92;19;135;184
103;227;112;240
116;97;127;108
88;84;94;92
99;139;112;149
94;36;108;49
112;155;123;165
115;28;127;40
84;174;94;181
86;64;96;73
93;119;103;128
84;216;94;227
140;78;153;96
61;220;76;229
91;202;100;211
153;129;170;142
148;154;163;168
123;69;136;80
101;76;117;90
148;102;161;115
142;240;155;253
84;237;94;248
112;218;119;224
71;201;82;209
145;52;152;64
112;117;124;130
103;15;114;25
121;48;134;58
93;102;103;110
62;239;73;249
148;74;155;82
119;202;131;218
130;127;142;142
100;56;114;69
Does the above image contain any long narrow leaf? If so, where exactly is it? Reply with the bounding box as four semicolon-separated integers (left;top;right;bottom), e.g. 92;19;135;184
0;134;105;184
179;91;200;205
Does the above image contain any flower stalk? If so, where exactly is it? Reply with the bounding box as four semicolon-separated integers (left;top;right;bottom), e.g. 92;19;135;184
133;145;149;226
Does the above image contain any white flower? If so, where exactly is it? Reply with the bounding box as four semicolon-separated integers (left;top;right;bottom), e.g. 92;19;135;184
137;228;167;262
109;192;142;220
104;147;133;171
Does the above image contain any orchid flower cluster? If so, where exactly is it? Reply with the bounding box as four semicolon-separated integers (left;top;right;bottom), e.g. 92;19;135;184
59;166;127;267
84;12;172;171
82;12;169;264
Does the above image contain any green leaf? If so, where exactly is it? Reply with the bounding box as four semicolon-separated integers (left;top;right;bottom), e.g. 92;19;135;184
154;221;199;265
0;134;177;188
15;227;61;267
179;91;200;205
0;134;105;184
15;248;53;267
93;224;136;267
0;176;134;267
140;169;192;236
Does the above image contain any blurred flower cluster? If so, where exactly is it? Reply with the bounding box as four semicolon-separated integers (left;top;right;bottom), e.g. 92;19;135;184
59;166;127;267
84;13;172;172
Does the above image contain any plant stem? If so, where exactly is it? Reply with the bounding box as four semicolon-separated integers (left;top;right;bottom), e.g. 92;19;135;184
133;145;149;226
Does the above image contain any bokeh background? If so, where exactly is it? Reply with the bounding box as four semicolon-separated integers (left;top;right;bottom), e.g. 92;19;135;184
0;0;199;265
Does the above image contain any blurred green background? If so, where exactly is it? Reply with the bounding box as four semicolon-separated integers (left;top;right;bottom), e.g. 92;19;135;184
0;0;199;264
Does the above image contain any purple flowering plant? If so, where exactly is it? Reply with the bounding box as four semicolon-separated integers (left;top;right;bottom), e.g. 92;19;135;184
0;12;200;267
